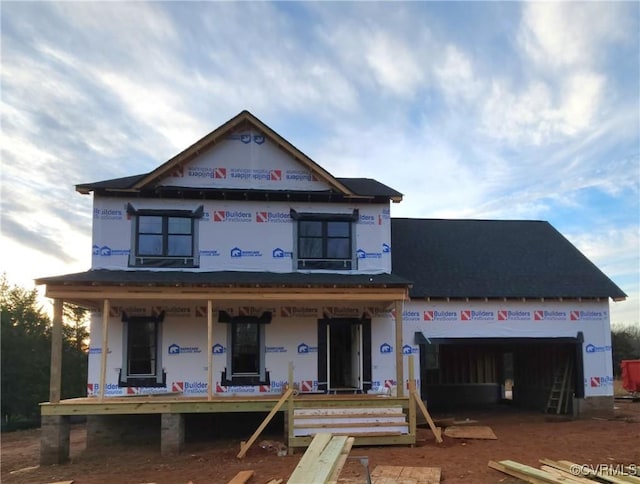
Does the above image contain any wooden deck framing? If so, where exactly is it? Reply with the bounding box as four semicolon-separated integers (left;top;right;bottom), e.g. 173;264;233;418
41;357;441;451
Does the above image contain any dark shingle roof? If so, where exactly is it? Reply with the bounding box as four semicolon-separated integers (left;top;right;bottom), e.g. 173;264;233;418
391;218;626;299
76;175;401;200
36;270;410;288
76;174;145;192
336;178;403;200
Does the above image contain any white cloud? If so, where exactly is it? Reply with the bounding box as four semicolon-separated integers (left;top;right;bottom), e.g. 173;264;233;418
434;45;481;102
520;1;630;70
364;31;425;97
558;72;605;136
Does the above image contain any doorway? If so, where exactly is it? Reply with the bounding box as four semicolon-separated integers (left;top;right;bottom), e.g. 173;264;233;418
317;318;372;393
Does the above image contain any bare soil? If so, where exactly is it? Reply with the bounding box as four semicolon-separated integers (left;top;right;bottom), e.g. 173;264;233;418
2;402;639;484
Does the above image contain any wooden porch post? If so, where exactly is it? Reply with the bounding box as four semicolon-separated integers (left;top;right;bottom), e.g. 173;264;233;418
395;300;404;397
207;299;214;400
99;299;110;401
49;299;64;403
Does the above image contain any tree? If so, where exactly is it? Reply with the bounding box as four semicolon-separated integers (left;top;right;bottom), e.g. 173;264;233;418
1;276;89;427
611;324;640;377
1;276;51;423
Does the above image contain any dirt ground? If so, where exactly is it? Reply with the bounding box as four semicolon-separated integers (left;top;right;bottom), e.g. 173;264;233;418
2;401;639;484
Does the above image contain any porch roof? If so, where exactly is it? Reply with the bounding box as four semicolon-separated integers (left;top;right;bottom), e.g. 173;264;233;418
36;269;410;287
36;270;410;305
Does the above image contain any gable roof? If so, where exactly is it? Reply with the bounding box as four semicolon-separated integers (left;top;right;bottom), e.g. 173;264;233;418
391;218;626;300
76;110;403;202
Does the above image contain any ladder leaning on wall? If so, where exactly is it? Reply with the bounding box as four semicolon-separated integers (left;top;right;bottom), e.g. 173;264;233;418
545;357;573;415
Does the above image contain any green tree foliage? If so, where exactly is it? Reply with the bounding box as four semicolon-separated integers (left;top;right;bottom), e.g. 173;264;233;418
611;324;640;377
1;276;88;427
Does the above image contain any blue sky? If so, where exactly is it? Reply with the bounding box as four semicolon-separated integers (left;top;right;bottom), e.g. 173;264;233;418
1;2;638;326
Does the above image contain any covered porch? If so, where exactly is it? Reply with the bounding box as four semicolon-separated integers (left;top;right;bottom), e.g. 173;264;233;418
37;270;412;464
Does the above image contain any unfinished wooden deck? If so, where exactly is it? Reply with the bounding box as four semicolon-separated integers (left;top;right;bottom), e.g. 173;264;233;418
40;393;411;416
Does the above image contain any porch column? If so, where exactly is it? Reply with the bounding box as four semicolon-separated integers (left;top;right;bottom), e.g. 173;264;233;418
207;299;214;399
49;298;63;403
99;299;110;401
395;300;404;397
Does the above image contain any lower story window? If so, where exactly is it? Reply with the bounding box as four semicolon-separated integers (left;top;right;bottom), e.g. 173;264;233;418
220;312;271;386
119;312;166;387
232;321;260;375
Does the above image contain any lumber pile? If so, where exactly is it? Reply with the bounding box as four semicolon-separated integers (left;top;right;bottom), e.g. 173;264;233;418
489;459;640;483
287;433;354;484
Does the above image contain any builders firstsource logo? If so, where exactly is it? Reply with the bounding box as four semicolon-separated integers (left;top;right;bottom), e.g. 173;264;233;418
172;381;208;395
212;210;253;222
461;310;495;321
256;211;291;223
570;310;607;321
533;310;568;321
424;310;457;321
588;376;614;388
498;310;531;321
401;310;420;322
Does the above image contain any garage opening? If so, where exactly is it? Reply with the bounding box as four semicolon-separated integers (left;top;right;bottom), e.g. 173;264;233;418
416;334;584;414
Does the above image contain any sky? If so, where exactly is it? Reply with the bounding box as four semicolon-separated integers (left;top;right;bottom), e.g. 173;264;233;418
1;2;638;327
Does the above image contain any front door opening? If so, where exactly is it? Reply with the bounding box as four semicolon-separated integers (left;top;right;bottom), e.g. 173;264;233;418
317;317;371;394
328;321;362;391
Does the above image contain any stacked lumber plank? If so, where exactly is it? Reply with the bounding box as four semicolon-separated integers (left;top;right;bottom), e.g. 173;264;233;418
288;433;355;484
489;459;640;483
293;406;409;438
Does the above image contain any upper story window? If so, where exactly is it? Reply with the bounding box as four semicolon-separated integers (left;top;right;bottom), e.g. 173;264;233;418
127;204;203;268
291;209;357;270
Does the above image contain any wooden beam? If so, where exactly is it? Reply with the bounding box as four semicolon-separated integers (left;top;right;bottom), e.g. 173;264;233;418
49;299;64;403
410;388;443;443
488;461;546;484
407;355;417;444
207;299;213;400
237;388;294;458
327;437;355;484
99;299;110;402
227;470;254;484
395;300;404;397
45;286;408;302
287;362;295;454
